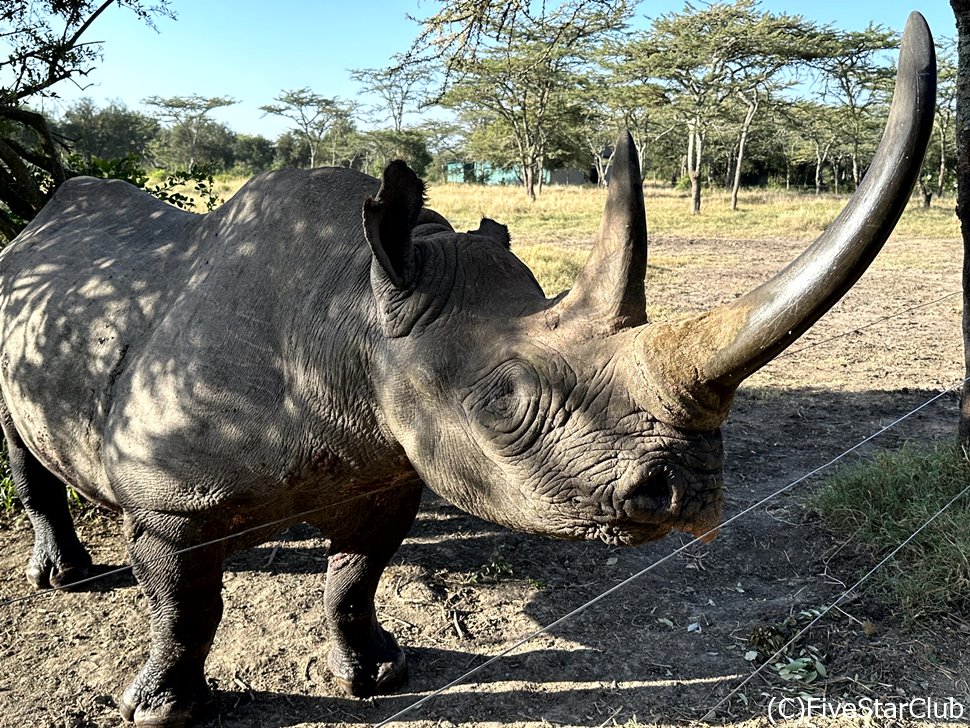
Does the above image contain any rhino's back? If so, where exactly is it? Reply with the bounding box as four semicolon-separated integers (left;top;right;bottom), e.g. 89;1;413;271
0;169;384;508
0;178;203;496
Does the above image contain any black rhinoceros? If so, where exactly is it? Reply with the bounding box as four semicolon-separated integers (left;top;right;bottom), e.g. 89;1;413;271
1;13;933;728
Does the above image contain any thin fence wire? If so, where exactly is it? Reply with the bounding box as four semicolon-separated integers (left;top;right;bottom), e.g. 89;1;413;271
782;290;961;358
0;293;962;722
690;478;970;726
1;284;959;609
373;379;966;727
2;291;959;608
0;482;402;608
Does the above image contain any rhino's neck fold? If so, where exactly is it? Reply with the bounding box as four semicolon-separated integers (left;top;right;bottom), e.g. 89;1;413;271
372;241;458;339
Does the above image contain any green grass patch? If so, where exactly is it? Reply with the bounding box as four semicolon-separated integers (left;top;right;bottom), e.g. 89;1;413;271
514;243;588;295
810;443;970;619
0;440;16;513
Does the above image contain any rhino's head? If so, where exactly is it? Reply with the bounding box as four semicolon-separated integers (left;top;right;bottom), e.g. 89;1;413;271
363;14;935;546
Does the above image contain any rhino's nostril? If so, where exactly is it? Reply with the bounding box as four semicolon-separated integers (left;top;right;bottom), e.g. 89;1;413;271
632;468;673;511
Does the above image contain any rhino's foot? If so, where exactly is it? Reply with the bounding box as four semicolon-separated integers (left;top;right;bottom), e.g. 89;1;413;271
328;627;408;698
119;662;213;728
25;551;92;590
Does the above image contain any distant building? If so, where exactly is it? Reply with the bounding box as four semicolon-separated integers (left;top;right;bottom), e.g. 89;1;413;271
444;161;591;186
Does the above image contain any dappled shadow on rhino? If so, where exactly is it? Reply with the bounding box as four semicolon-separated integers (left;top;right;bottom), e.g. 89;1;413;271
0;14;935;728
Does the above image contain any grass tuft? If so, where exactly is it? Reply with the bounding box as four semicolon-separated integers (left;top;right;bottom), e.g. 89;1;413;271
514;243;588;295
0;440;16;513
810;443;970;619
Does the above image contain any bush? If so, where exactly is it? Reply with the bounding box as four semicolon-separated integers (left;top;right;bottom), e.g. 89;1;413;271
810;443;970;619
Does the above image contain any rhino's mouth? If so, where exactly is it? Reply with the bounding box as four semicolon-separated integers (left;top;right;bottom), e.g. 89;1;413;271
591;518;719;548
591;522;672;547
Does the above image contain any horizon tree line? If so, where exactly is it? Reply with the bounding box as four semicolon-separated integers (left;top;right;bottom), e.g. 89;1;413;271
0;0;958;241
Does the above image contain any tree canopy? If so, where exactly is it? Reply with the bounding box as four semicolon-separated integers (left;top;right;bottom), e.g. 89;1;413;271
0;0;173;239
0;0;955;238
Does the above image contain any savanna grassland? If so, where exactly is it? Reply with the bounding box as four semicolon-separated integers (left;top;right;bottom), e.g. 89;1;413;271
1;179;968;728
207;176;960;297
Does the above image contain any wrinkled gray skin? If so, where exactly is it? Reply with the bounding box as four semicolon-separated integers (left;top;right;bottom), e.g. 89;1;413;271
0;14;934;728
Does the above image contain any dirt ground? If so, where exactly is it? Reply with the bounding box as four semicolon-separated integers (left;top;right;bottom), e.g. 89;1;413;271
1;230;968;728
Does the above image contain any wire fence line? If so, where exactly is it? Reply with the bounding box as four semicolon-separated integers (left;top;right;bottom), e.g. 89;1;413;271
0;482;403;608
372;378;968;727
0;291;962;609
2;292;958;609
782;290;961;359
690;477;970;727
0;295;963;723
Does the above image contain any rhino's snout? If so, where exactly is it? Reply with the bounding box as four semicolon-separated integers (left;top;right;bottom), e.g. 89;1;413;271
619;462;722;541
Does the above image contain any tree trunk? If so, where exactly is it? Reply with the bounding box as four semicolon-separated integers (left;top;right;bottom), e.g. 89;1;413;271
938;124;949;197
731;93;759;211
687;125;702;214
814;149;823;195
952;0;970;446
524;165;536;201
918;179;933;208
189;127;197;168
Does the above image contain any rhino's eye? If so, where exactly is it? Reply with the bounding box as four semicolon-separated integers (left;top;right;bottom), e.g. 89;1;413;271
472;361;541;440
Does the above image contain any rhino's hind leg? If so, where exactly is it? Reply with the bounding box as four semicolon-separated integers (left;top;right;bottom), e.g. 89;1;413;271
0;404;92;589
119;512;225;728
324;481;422;698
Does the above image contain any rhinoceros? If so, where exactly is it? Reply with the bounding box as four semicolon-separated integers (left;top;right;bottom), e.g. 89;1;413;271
2;13;933;728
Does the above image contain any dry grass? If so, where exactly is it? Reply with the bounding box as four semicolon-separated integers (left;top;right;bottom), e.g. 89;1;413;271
514;244;588;296
427;182;960;244
176;174;960;248
154;174;957;303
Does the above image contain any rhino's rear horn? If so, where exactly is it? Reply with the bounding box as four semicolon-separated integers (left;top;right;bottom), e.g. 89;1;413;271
550;131;648;334
364;160;426;288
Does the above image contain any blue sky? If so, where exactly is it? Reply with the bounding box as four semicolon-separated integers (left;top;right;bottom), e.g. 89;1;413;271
45;1;955;139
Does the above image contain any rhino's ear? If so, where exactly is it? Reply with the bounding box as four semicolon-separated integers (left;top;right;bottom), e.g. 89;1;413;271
468;217;510;248
363;160;426;288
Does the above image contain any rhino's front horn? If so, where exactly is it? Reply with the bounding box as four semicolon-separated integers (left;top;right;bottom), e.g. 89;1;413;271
638;12;936;429
550;130;648;334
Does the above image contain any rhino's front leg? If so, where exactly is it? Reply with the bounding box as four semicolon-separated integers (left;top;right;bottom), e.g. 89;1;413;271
324;481;422;698
119;511;226;728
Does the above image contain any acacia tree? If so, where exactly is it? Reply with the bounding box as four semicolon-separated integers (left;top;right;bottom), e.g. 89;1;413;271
0;0;173;241
619;0;818;214
261;89;356;169
350;54;431;132
143;94;236;168
415;119;466;181
779;100;842;194
813;24;898;187
437;0;629;200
